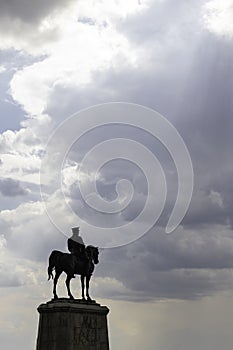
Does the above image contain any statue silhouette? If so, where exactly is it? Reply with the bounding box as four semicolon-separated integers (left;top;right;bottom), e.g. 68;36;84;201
47;227;99;301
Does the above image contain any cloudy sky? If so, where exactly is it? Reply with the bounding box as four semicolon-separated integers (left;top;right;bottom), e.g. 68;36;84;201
1;0;233;349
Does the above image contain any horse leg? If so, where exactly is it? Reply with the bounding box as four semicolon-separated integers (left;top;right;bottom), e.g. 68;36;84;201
81;275;85;300
66;274;74;299
86;275;92;301
53;270;62;299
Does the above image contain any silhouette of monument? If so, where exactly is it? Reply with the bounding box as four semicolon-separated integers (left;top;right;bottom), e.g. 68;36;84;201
36;227;110;350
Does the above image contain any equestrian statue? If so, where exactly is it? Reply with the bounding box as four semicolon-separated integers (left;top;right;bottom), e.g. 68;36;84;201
48;227;99;301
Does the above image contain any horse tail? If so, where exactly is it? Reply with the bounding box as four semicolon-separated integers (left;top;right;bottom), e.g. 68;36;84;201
48;265;53;280
48;250;62;280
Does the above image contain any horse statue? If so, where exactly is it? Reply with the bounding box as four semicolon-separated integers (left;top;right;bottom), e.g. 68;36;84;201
47;245;99;301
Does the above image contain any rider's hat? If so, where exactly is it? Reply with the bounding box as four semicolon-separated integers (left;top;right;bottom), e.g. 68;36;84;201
71;227;84;245
72;227;80;234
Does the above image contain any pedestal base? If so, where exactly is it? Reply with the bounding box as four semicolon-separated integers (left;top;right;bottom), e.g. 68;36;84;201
36;299;109;350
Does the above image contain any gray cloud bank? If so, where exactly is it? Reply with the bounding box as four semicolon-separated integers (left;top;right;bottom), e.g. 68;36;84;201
94;225;233;301
1;0;233;304
44;1;233;301
0;0;74;23
0;178;29;197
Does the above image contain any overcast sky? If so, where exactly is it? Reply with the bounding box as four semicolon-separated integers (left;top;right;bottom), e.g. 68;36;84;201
1;0;233;349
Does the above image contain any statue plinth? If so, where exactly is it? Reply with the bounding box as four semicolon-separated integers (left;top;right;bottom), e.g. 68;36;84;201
36;299;110;350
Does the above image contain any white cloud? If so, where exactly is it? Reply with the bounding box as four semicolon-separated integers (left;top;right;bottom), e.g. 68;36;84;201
203;0;233;37
0;0;146;55
0;115;51;185
0;0;144;217
0;235;43;287
0;65;6;74
0;200;66;261
10;21;139;117
0;0;76;54
208;190;224;208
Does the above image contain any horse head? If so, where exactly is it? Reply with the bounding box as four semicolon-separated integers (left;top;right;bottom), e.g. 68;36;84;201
86;246;99;264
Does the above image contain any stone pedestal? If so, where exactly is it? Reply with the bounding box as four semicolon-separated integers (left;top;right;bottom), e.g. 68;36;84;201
36;299;110;350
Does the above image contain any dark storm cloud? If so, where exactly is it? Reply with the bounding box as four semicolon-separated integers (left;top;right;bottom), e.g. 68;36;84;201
0;0;76;52
0;178;29;197
95;226;233;300
0;0;75;24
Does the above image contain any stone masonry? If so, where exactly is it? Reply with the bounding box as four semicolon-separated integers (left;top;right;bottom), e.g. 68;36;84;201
36;299;110;350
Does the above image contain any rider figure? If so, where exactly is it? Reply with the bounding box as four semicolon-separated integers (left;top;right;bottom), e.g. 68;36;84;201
67;227;86;278
67;227;86;260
